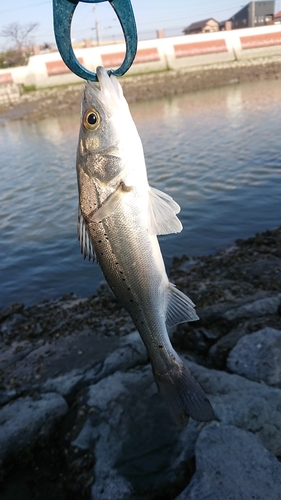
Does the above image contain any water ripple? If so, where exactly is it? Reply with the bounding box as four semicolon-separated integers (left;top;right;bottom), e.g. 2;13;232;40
0;79;281;308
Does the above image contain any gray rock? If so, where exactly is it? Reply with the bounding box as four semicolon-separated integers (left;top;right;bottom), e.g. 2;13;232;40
82;330;148;385
71;357;281;497
72;367;199;499
0;313;26;335
42;369;84;397
227;327;281;386
0;389;17;406
0;392;68;462
177;422;281;500
184;358;281;456
177;257;198;273
223;293;281;321
42;331;148;398
209;327;248;368
0;302;24;322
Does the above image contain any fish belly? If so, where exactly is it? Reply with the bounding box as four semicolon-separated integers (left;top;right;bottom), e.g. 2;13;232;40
88;199;166;328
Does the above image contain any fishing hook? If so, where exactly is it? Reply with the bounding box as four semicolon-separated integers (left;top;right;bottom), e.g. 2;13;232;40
52;0;138;81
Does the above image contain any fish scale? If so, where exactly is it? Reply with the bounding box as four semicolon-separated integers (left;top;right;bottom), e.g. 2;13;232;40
76;66;214;427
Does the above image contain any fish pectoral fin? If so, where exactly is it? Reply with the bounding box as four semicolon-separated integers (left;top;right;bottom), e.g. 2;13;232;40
166;283;199;327
78;206;96;262
91;182;132;222
148;187;183;235
155;361;215;427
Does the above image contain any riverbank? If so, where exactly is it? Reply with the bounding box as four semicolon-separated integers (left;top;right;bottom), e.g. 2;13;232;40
1;55;281;122
1;226;281;499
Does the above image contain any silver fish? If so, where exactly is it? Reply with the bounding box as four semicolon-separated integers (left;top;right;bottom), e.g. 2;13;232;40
76;66;214;427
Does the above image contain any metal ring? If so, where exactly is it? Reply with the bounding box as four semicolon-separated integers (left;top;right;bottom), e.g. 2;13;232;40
52;0;138;81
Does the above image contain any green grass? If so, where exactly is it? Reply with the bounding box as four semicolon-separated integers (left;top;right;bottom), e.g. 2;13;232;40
22;85;37;92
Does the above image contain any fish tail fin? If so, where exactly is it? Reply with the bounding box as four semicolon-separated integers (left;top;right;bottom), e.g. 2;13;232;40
155;361;214;428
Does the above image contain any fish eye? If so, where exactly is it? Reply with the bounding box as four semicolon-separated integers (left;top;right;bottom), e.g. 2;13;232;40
83;108;101;131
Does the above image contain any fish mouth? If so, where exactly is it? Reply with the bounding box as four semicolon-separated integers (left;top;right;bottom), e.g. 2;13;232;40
84;66;125;117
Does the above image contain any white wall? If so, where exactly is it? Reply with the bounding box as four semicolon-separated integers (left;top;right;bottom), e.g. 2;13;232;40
0;24;280;90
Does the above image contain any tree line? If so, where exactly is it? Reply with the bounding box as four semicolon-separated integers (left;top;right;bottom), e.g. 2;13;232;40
0;22;39;68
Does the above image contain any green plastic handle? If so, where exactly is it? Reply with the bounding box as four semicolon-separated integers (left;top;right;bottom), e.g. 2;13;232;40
53;0;138;81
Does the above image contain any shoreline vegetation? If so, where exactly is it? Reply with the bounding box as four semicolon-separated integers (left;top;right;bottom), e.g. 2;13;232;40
0;55;281;122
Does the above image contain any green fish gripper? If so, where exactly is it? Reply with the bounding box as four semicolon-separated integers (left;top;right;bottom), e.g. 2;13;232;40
52;0;138;81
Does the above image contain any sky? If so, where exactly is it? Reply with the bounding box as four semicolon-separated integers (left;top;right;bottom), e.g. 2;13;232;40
0;0;280;50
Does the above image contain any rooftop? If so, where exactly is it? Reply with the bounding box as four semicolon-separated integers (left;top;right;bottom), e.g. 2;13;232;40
184;18;218;31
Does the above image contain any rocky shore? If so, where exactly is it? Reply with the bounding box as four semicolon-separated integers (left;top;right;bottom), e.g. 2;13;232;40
1;55;281;123
1;226;281;499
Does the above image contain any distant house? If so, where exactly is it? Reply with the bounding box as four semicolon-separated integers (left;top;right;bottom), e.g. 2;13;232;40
274;10;281;23
183;18;219;35
219;20;233;31
229;1;275;29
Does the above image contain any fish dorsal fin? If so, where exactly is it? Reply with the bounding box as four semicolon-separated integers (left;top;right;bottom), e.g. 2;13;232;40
148;187;183;235
166;283;199;327
78;206;96;261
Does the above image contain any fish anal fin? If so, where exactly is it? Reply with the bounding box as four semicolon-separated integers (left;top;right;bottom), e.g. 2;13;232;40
166;283;199;327
78;206;96;262
155;361;215;427
148;187;183;235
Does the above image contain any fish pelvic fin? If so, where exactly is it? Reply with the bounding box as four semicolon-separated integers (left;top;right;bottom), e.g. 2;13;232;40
155;361;214;427
148;186;183;235
166;283;199;327
78;206;96;262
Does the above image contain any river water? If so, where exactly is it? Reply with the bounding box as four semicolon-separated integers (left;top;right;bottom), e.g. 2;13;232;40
0;78;280;309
